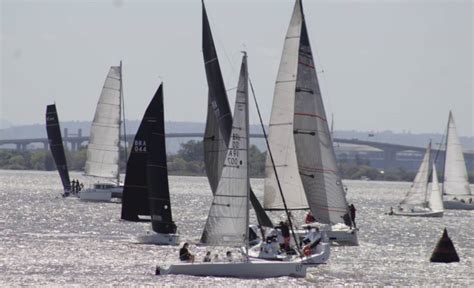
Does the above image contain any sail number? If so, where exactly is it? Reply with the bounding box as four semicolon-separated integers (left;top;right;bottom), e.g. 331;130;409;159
134;140;147;152
227;133;241;166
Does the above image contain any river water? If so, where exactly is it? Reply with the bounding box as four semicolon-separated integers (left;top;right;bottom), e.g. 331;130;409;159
0;170;472;286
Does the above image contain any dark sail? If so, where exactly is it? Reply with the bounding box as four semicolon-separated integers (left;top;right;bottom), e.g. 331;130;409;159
202;1;273;228
121;86;163;221
45;104;71;192
430;228;460;263
147;84;176;234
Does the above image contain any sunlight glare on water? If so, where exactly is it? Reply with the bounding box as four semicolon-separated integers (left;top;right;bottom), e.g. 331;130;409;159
0;170;472;286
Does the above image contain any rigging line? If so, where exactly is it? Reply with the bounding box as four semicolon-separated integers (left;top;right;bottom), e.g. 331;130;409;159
248;75;303;257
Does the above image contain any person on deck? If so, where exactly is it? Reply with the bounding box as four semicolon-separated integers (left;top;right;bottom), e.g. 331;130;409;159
349;204;356;228
276;221;290;250
305;211;316;224
225;251;233;262
179;243;194;263
203;251;211;262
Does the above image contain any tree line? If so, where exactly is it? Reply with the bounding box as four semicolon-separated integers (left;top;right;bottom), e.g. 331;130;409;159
0;140;472;182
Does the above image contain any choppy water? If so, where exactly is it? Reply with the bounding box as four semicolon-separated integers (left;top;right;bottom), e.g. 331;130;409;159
0;170;472;286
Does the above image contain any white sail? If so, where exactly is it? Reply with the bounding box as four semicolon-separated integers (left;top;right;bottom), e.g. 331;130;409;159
200;55;249;247
264;0;307;210
429;163;444;212
85;66;122;180
293;2;348;225
443;112;472;196
401;142;431;207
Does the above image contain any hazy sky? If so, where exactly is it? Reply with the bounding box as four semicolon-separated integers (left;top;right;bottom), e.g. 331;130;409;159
1;0;473;136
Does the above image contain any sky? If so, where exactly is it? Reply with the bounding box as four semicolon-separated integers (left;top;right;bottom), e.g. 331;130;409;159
1;0;473;137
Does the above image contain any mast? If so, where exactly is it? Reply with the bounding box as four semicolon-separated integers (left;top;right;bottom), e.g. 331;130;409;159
243;52;250;258
423;141;432;207
441;112;450;195
120;60;128;185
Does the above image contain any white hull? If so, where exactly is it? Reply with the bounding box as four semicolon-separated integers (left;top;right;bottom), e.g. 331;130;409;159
443;200;474;210
157;259;307;278
79;185;122;202
249;240;330;266
392;211;443;217
137;232;180;246
297;224;359;246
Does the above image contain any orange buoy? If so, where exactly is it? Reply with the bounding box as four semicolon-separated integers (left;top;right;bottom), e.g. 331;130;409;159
430;228;460;263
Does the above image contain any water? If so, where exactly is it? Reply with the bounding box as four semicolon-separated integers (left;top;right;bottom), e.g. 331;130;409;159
0;170;472;286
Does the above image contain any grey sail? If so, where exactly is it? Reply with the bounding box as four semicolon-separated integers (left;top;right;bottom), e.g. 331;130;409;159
201;54;249;246
202;1;232;195
293;0;349;224
400;142;431;207
85;66;122;183
201;1;272;229
443;112;472;196
264;0;307;211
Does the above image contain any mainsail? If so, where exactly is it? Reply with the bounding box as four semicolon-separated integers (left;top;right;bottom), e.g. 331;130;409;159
147;84;177;234
429;164;444;212
294;2;348;224
264;0;306;211
443;112;472;196
121;86;163;221
45;104;71;192
85;66;122;183
201;54;249;246
401;142;431;207
201;1;272;229
264;0;349;225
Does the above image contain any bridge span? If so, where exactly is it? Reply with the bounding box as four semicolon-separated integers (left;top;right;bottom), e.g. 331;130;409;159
1;131;473;171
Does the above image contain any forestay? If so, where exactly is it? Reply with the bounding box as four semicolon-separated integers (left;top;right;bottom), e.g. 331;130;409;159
293;1;348;224
85;66;121;180
443;112;472;196
201;55;249;246
264;0;307;211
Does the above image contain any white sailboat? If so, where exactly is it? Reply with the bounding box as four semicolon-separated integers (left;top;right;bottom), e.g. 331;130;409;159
392;142;444;217
80;63;126;202
263;0;358;245
442;112;473;210
157;54;329;278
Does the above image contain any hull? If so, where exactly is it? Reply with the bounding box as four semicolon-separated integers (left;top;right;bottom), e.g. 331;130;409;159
80;185;122;202
392;211;443;217
137;232;179;246
443;200;474;210
297;224;359;246
158;260;307;278
248;240;330;266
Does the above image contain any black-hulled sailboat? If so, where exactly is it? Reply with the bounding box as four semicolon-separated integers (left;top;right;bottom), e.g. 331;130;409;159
121;84;163;222
137;83;179;245
201;1;272;243
46;104;72;196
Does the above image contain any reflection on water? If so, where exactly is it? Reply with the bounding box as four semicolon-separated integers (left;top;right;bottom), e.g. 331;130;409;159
0;170;472;286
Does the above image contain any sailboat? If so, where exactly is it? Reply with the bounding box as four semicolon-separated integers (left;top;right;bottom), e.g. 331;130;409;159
136;84;179;245
200;0;273;238
80;63;126;202
441;112;473;210
45;104;72;196
120;83;162;222
392;142;444;217
157;53;328;278
263;0;358;245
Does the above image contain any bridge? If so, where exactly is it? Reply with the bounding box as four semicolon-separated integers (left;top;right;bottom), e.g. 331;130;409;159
1;130;473;171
